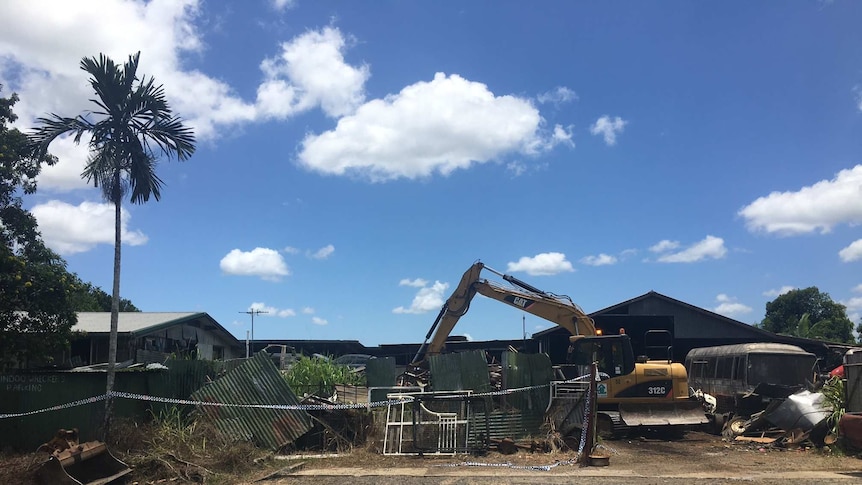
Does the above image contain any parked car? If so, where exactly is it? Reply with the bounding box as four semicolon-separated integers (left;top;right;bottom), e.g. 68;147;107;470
334;354;374;369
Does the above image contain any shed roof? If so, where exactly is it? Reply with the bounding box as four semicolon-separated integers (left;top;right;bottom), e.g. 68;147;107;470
531;290;775;339
73;312;242;346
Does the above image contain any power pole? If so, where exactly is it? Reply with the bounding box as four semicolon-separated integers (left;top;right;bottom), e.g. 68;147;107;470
240;309;268;356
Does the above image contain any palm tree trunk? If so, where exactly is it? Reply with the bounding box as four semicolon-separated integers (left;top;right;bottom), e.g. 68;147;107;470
103;193;122;439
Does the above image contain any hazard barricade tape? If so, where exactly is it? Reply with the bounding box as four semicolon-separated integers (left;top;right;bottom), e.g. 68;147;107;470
0;377;592;419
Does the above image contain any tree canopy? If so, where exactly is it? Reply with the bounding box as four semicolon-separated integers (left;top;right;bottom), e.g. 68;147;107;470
0;87;77;369
761;287;856;344
1;88;141;370
70;280;140;312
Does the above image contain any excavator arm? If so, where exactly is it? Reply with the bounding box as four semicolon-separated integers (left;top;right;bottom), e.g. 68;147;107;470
411;261;596;364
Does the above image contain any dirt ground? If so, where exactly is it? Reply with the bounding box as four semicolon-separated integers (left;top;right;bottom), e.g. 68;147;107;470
4;430;862;484
253;430;862;485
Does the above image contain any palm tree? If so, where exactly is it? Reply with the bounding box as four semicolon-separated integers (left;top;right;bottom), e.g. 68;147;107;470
29;52;195;436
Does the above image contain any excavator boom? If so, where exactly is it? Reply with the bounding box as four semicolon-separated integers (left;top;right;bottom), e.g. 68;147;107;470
412;262;595;364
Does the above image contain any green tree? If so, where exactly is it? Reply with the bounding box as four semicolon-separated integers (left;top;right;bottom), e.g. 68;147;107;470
29;53;195;434
761;287;855;344
0;87;78;370
69;279;140;312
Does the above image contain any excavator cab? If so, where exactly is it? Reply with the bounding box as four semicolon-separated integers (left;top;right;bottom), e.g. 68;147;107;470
566;335;636;381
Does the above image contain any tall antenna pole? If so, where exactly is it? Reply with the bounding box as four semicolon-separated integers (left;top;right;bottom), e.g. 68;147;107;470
240;309;268;355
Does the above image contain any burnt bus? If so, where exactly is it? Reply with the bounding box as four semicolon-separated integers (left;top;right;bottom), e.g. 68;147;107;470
685;343;817;431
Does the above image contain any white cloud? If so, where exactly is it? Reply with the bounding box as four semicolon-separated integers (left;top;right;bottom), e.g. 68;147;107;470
711;294;753;319
649;240;680;253
839;239;862;262
506;160;527;177
298;72;566;182
537;86;578;105
310;244;335;260
311;316;328;326
855;85;862;112
580;253;618;266
738;165;862;235
590;115;627;146
283;246;300;254
507;252;575;276
763;286;796;298
271;0;296;11
399;278;428;288
258;27;369;119
30;200;147;254
219;247;290;281
656;236;727;263
842;285;862;324
302;307;315;314
35;136;91;191
550;124;575;148
248;302;297;318
393;280;449;314
0;5;371;186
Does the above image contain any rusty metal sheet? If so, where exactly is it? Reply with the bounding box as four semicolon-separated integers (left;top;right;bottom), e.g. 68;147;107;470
190;352;312;450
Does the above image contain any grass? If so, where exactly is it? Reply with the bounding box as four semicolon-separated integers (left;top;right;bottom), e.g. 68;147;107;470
284;354;364;397
109;408;269;484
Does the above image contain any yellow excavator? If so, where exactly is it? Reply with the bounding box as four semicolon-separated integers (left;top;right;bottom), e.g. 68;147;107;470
411;261;707;437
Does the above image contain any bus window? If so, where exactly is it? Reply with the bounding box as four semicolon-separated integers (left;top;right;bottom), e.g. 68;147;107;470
734;356;745;383
705;358;716;378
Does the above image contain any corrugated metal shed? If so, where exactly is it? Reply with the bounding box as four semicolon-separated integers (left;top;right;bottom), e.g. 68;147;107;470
191;352;312;450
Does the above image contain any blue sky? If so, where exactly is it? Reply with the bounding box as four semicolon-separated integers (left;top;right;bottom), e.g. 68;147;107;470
2;1;862;345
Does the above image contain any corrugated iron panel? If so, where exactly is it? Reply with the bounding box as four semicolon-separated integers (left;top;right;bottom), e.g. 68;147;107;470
0;370;154;450
147;359;221;417
469;410;546;442
429;350;491;393
190;352;312;450
846;349;862;413
501;352;554;413
365;357;396;388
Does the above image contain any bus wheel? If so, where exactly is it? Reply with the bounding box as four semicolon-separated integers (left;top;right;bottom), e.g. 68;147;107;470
723;415;747;439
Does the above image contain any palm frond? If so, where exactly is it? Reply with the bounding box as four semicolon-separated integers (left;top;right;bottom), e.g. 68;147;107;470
82;149;127;204
128;153;164;204
27;115;94;157
33;50;195;207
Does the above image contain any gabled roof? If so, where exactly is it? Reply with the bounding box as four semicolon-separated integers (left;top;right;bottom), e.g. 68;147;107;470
532;290;775;339
74;312;242;346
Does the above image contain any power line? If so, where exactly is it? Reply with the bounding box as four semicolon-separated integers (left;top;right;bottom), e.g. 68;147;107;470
239;309;268;356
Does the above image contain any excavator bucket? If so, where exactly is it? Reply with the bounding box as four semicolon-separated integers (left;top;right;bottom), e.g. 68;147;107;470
36;441;132;485
619;400;709;427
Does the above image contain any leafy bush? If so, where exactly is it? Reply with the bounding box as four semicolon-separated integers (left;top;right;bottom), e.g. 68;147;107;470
284;354;364;397
821;375;845;437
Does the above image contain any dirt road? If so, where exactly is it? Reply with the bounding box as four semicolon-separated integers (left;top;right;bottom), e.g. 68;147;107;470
256;431;862;485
